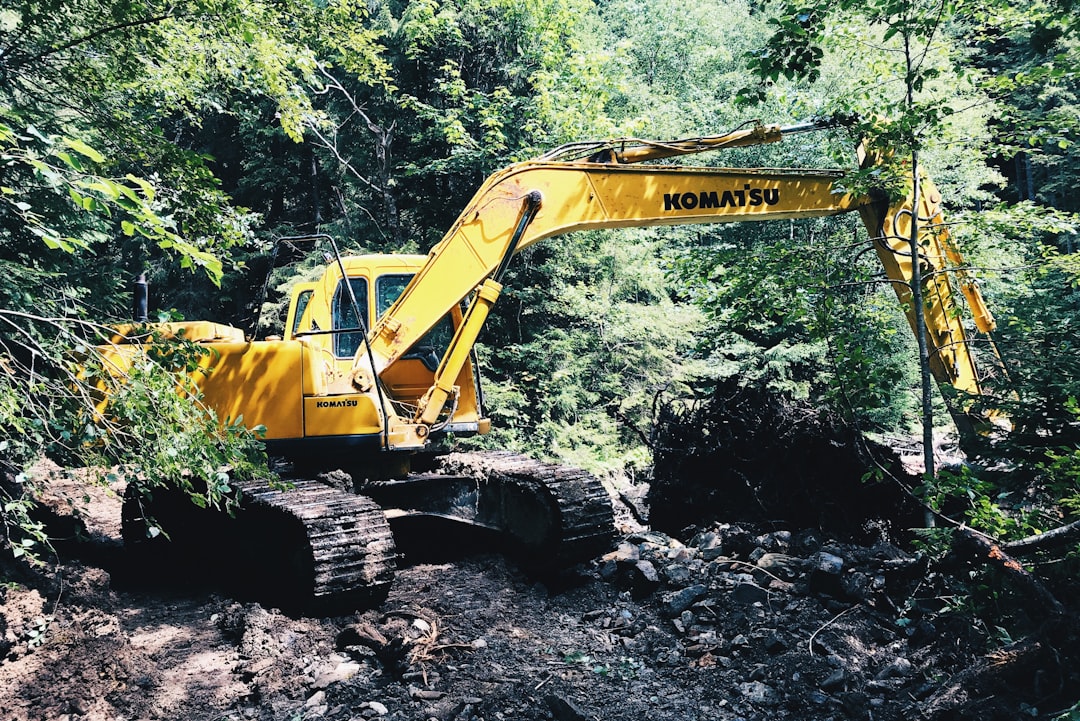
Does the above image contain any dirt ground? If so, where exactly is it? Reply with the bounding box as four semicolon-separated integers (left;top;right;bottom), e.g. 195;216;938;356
1;468;1076;721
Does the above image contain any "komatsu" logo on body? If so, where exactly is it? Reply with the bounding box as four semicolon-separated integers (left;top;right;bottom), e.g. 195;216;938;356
663;186;780;211
316;399;359;409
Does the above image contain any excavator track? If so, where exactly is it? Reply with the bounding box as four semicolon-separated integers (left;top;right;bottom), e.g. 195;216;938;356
121;451;612;609
438;451;615;566
367;450;615;568
122;478;396;611
234;479;397;605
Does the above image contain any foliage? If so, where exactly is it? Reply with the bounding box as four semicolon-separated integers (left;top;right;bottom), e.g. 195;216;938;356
0;308;268;562
664;208;920;433
0;0;324;563
84;347;270;540
472;228;704;476
0;121;224;279
971;0;1080;210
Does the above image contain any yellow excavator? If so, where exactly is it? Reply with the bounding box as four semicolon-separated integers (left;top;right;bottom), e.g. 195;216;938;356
101;120;997;608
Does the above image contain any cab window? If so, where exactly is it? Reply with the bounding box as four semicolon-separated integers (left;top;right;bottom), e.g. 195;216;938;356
376;274;455;370
332;277;369;358
290;289;313;337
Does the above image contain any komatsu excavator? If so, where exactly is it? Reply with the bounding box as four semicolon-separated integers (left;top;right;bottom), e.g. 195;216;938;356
101;120;997;609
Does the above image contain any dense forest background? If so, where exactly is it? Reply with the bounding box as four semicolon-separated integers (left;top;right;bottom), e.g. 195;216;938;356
1;0;1078;584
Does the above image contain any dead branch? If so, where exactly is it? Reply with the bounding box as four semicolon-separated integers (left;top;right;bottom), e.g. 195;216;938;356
921;637;1045;720
1004;519;1080;556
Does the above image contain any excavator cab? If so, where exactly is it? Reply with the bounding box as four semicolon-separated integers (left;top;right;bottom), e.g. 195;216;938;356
270;255;488;454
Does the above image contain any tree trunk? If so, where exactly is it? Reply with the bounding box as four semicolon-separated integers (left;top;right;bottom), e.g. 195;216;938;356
907;150;936;527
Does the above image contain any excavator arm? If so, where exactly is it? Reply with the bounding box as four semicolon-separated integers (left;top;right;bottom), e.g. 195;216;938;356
361;123;995;444
367;125;856;371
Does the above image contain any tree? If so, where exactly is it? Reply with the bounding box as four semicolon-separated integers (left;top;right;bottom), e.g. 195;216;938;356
738;0;1019;522
0;0;389;563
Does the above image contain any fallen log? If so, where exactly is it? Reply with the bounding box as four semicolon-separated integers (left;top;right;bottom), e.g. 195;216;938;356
921;637;1045;719
949;526;1066;617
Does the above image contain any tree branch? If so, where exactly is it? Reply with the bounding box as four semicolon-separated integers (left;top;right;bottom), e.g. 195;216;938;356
22;13;178;68
1005;519;1080;556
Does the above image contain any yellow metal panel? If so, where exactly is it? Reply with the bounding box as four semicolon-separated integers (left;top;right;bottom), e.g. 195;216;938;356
195;341;305;440
303;394;383;437
857;179;983;397
299;339;330;397
109;321;245;344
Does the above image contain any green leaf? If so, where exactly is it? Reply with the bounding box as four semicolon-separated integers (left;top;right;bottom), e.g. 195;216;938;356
125;174;156;201
55;150;83;171
65;138;105;164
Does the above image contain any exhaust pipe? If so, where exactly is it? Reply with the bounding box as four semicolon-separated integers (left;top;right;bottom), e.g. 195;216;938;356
134;273;149;322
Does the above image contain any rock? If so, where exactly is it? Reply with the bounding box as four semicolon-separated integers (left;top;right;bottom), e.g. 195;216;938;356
808;551;846;596
695;531;720;551
597;560;620;581
763;633;787;655
670;548;696;563
701;545;726;561
409;687;445;700
820;669;846;691
792;529;823;555
306;691;327;708
544;694;589;721
313;662;362;688
716;525;756;557
811;551;844;574
841;571;872;600
730;582;769;605
635;559;660;584
624;559;662;598
875;656;914;680
662;564;693;587
603;541;640;564
767;578;795;594
755;553;802;580
627;530;673;548
906;619;937;648
738;681;780;706
841;691;870;716
661;584;708;617
365;701;389;715
753;532;790;552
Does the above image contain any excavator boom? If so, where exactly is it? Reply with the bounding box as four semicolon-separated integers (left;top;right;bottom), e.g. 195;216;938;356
368;163;856;373
365;124;994;440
